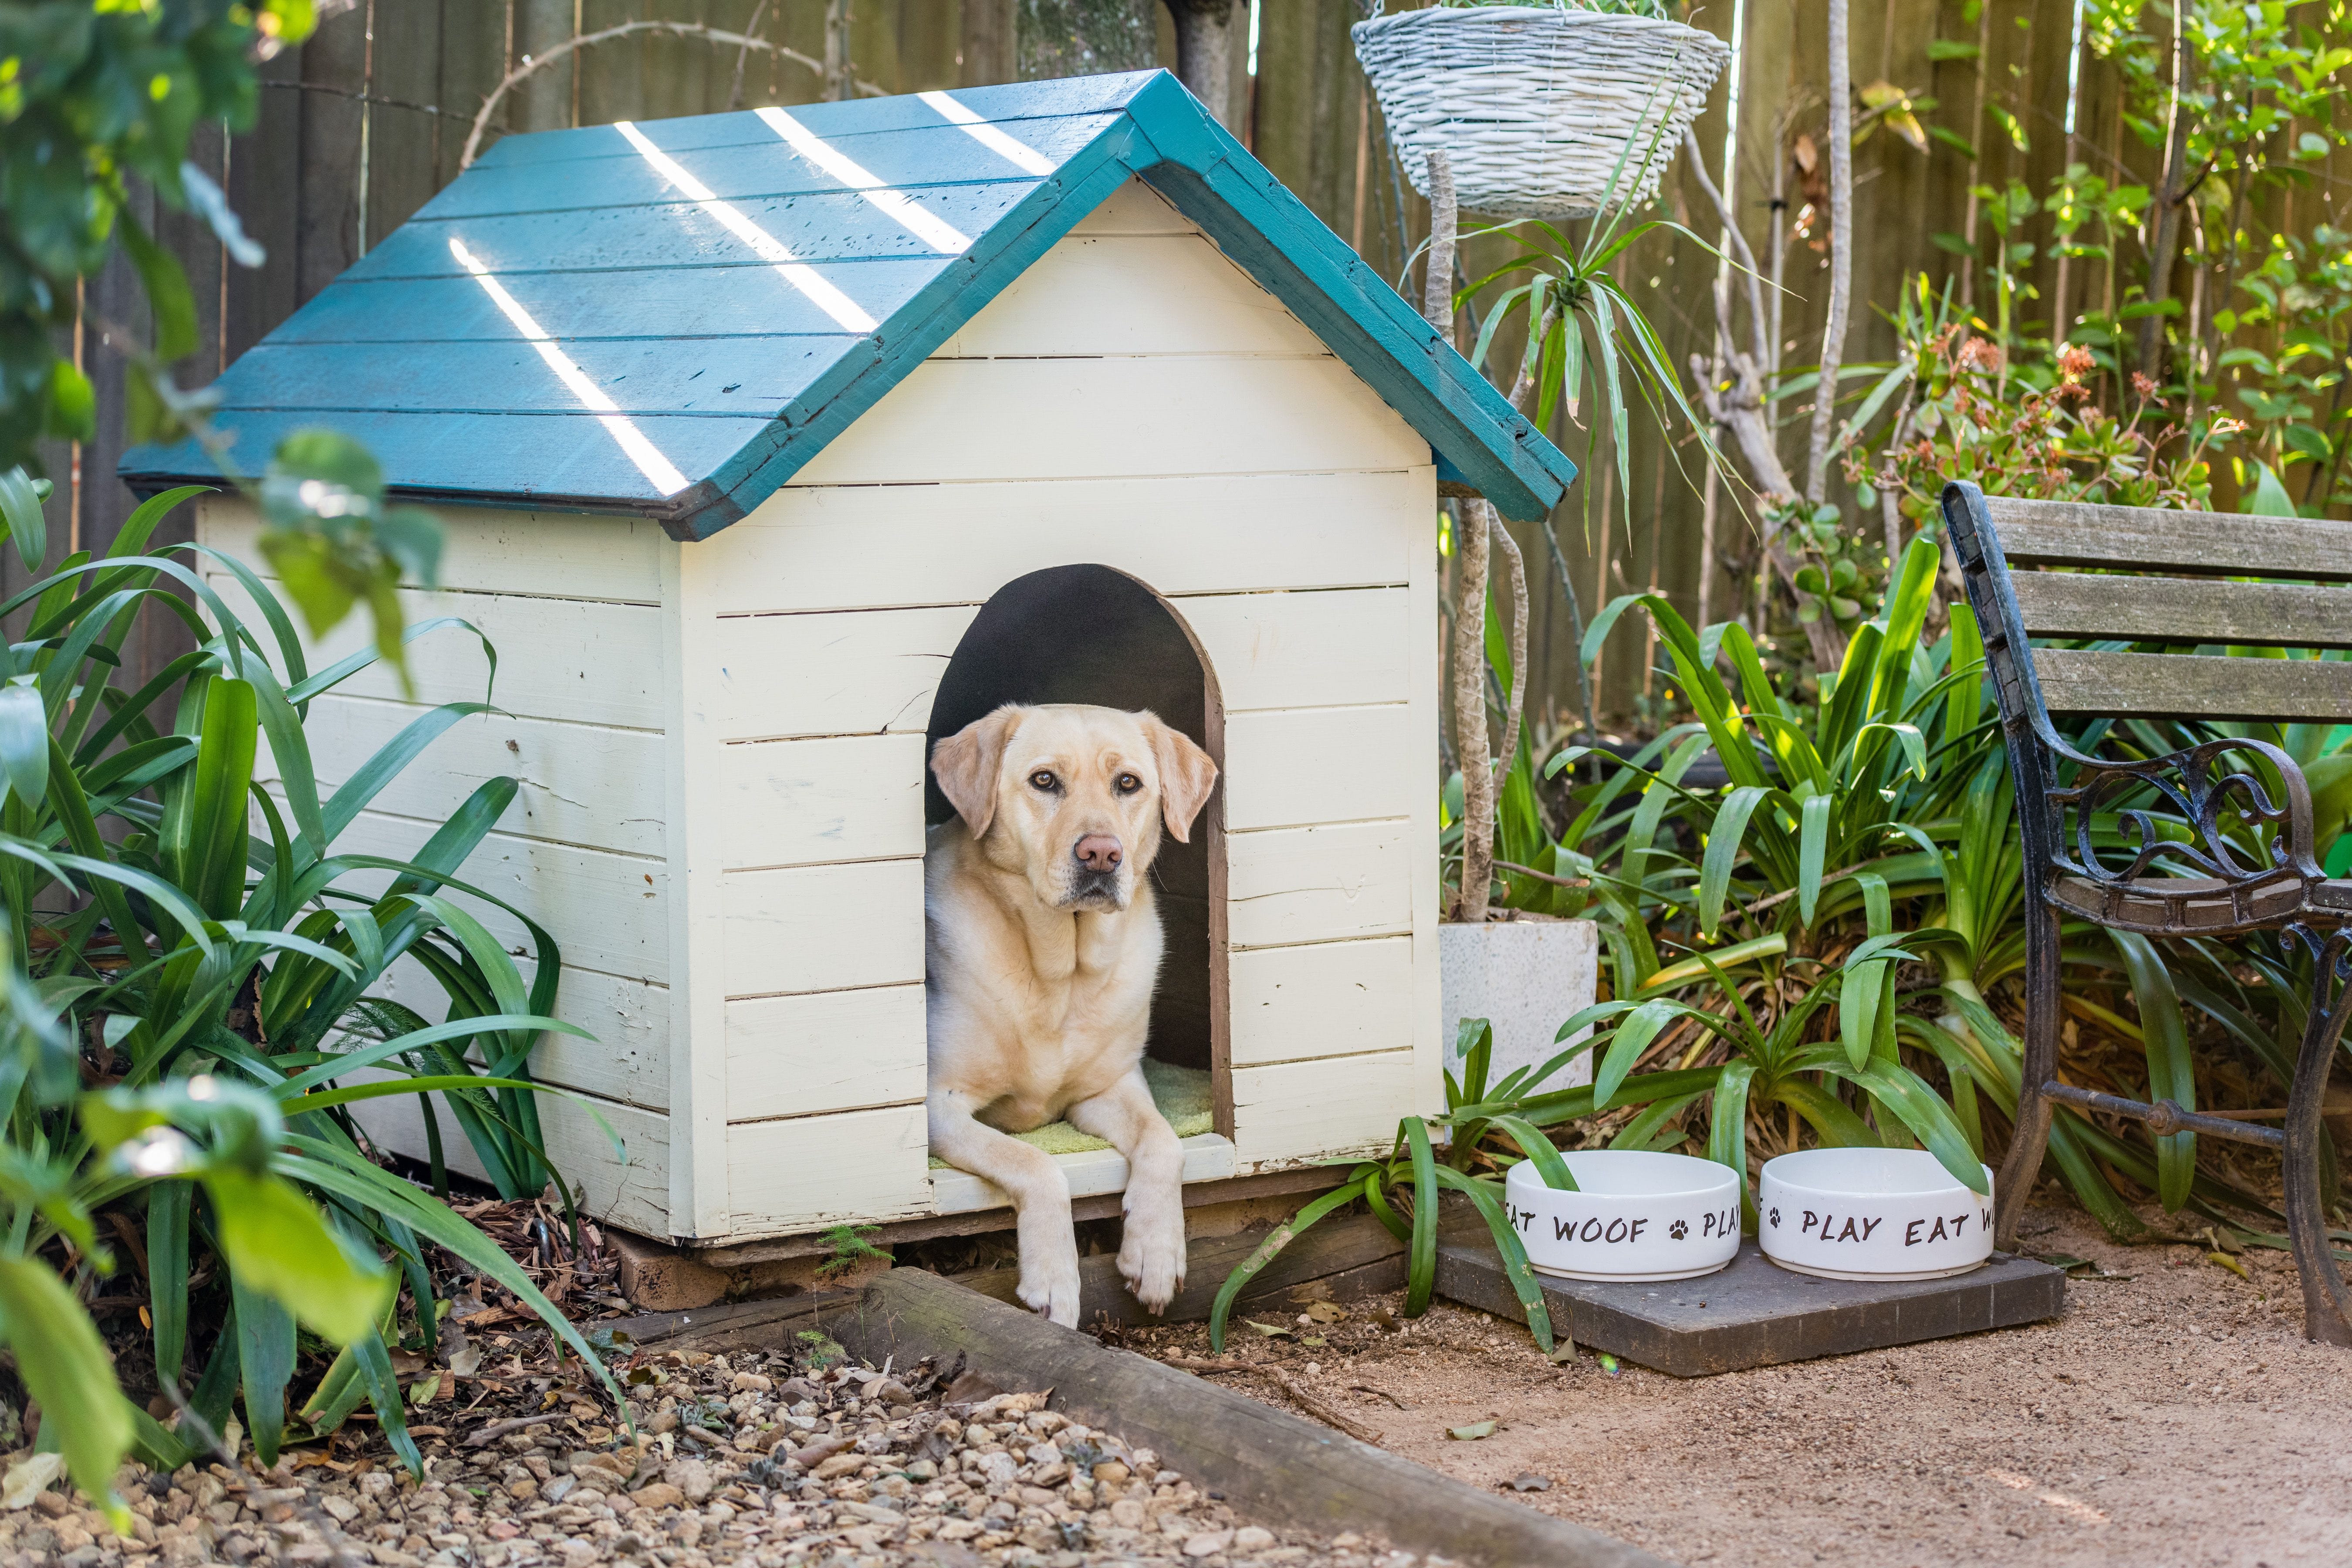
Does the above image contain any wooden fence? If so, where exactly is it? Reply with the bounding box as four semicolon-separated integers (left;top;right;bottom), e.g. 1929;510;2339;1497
35;0;2352;730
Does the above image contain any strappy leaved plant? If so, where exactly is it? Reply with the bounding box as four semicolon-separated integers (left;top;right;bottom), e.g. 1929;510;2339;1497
0;458;618;1523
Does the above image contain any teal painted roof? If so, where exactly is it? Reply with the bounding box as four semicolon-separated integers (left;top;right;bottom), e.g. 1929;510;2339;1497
121;71;1575;539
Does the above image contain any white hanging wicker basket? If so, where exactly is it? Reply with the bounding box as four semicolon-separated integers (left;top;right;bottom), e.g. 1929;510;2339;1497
1352;6;1731;221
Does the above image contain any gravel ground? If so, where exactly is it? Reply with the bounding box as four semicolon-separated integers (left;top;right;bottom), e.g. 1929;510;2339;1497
23;1193;2338;1568
0;1349;1413;1568
1125;1198;2352;1568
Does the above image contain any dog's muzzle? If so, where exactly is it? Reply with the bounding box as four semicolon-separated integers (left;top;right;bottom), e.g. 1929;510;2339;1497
1064;866;1125;910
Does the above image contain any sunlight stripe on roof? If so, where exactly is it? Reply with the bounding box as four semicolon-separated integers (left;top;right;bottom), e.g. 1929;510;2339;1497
753;106;973;254
917;91;1058;177
613;120;877;333
448;236;691;497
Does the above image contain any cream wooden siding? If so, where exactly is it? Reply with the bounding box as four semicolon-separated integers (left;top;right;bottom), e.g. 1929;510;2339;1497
199;496;679;1237
696;178;1440;1238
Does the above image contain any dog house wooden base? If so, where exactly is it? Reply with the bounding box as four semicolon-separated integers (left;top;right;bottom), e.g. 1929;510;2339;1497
130;73;1575;1248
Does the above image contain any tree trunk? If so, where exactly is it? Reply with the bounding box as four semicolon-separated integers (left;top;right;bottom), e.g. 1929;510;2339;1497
1162;0;1238;128
1423;151;1492;923
2139;0;2195;378
1805;0;1854;505
824;0;854;101
960;0;1016;86
1957;0;1993;309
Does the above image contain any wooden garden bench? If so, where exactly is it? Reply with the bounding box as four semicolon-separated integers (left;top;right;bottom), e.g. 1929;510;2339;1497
1943;480;2352;1345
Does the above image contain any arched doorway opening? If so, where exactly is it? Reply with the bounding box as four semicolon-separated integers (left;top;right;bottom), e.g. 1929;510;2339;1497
924;564;1228;1135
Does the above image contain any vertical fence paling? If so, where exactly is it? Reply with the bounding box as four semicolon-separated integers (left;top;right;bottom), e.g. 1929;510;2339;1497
33;0;2291;724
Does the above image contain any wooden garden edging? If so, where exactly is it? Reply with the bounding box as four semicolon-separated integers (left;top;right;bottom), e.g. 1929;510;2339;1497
830;1268;1666;1568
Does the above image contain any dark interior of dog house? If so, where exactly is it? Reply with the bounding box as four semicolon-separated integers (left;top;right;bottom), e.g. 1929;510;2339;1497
924;565;1226;1121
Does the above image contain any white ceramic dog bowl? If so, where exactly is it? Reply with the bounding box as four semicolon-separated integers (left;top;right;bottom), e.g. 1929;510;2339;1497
1504;1151;1743;1282
1758;1148;1996;1281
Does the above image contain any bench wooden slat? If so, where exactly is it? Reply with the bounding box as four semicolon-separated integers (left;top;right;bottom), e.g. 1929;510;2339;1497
2032;648;2352;721
2011;572;2352;649
1987;495;2352;581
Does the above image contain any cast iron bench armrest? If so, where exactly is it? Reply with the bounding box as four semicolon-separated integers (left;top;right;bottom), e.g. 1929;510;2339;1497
2038;731;2324;909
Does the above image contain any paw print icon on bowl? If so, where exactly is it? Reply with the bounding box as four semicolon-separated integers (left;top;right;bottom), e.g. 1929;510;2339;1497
1504;1151;1742;1282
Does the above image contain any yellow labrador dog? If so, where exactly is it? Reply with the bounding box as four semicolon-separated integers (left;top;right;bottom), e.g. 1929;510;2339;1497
925;703;1218;1326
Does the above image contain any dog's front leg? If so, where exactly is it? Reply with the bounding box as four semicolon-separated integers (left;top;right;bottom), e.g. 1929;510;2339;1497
1067;1070;1186;1313
928;1088;1082;1326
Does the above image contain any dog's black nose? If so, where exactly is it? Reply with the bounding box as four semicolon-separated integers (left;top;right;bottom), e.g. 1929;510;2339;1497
1074;835;1123;872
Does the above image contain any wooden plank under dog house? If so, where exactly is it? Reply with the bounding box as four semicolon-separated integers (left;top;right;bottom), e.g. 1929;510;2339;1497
121;69;1577;1250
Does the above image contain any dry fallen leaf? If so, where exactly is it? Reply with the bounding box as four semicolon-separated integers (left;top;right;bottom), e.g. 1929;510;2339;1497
1446;1421;1497;1441
1;1454;64;1510
1242;1320;1293;1339
1303;1300;1347;1324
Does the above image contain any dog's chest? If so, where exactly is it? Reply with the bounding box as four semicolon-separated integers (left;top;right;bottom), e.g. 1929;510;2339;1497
973;939;1154;1126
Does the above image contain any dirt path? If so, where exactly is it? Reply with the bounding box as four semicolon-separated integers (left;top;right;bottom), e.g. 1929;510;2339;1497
1132;1200;2352;1568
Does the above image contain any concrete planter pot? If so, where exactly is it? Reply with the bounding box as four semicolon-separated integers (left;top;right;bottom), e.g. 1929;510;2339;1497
1758;1148;1996;1281
1504;1151;1743;1281
1438;918;1598;1096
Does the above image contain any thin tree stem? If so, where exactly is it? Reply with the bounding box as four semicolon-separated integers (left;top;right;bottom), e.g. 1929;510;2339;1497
1805;0;1855;504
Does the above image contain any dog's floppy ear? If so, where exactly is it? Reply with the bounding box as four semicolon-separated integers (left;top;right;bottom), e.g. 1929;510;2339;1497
932;707;1021;838
1142;714;1218;843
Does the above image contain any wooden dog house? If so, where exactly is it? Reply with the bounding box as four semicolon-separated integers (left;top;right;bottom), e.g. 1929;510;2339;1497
122;71;1575;1250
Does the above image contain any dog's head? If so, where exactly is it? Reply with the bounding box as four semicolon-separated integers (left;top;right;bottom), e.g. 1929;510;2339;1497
930;703;1218;913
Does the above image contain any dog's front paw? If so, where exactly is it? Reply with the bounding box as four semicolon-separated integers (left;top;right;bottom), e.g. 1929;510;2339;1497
1119;1201;1186;1315
1017;1245;1082;1328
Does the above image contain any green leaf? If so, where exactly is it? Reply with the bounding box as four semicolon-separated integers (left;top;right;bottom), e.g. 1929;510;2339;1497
1696;786;1771;938
0;1258;133;1527
349;1325;423;1476
232;1277;295;1468
1404;1118;1439;1317
148;1183;192;1389
1448;1420;1497;1440
1926;38;1980;59
1830;1059;1990;1193
1595;998;1692;1112
1774;1078;1882;1148
118;212;199;364
0;686;51;813
1707;1060;1756;1199
204;1169;393;1345
1840;953;1892;1073
1203;1173;1369;1353
2109;931;2196;1211
0;467;48;575
46;361;95;445
2244;460;2298;519
1431;1165;1554;1352
1798;791;1834;926
1452;1017;1493;1108
167;677;258;919
1488;1114;1578;1190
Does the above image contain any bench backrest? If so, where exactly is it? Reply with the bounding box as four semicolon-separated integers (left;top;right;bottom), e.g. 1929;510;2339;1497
1943;485;2352;726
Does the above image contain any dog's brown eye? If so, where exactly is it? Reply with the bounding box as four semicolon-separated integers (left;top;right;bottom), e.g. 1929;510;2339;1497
1029;770;1059;792
1115;774;1142;794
